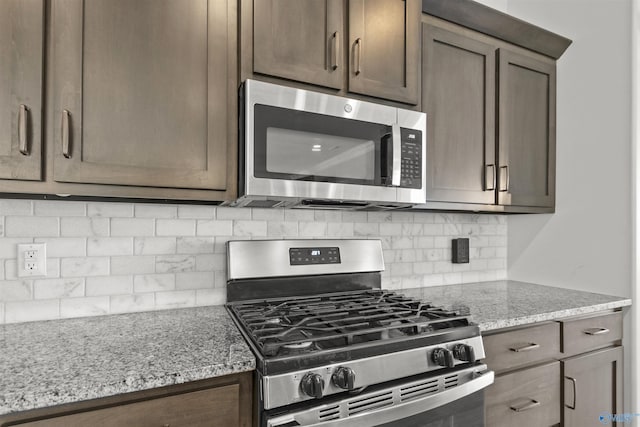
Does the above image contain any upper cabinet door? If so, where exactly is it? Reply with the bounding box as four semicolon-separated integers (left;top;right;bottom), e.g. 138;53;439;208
497;48;556;208
422;22;496;205
253;0;343;90
51;0;231;190
0;0;43;181
348;0;420;104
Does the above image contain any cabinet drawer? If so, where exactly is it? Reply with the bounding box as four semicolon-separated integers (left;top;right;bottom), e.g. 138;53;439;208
561;311;622;356
486;361;561;427
16;385;240;427
483;322;560;372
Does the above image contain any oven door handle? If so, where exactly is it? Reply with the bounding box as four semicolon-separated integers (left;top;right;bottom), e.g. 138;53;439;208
267;369;494;427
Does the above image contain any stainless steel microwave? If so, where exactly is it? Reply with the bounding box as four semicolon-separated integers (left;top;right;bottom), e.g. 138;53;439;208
230;79;426;209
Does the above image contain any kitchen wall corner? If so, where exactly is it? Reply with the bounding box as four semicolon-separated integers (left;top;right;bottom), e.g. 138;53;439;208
0;199;507;324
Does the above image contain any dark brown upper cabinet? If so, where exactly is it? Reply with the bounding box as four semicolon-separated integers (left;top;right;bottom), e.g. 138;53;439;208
421;14;565;213
0;0;44;181
422;22;496;205
497;49;556;208
248;0;421;105
50;0;234;192
253;0;343;90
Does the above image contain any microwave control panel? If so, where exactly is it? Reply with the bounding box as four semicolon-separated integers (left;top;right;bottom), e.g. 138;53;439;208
400;129;422;189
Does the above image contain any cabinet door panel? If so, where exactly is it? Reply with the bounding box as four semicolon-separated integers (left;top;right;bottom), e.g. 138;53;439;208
497;48;556;208
0;0;43;181
422;22;496;204
348;0;420;104
562;346;623;427
254;0;343;89
17;385;240;427
51;0;229;190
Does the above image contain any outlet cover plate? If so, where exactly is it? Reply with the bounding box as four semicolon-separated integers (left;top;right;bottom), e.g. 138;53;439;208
17;243;47;277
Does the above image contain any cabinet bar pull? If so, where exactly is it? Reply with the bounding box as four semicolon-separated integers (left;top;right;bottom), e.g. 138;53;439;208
583;327;610;336
331;31;340;70
499;165;509;192
509;343;540;352
18;104;29;155
354;38;362;75
565;376;577;410
485;164;496;191
61;110;71;159
510;399;540;412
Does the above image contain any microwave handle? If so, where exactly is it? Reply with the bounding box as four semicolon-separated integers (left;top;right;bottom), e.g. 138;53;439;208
391;123;401;186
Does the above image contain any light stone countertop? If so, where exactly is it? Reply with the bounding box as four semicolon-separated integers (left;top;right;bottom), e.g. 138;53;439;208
0;280;631;417
0;306;255;416
400;280;632;331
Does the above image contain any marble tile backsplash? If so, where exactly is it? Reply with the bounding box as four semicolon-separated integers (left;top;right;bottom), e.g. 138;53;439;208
0;199;507;324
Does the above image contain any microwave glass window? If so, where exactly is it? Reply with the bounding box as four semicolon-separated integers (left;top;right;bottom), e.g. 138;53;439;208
266;128;375;180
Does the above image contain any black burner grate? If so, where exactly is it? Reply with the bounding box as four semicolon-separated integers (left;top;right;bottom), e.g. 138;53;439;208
228;289;470;358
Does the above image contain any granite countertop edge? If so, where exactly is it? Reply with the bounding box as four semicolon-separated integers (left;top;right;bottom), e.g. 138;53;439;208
477;298;632;331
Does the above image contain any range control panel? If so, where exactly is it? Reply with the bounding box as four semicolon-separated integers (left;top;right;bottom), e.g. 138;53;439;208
289;247;341;265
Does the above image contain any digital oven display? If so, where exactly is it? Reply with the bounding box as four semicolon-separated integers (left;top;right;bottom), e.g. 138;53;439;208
289;247;341;265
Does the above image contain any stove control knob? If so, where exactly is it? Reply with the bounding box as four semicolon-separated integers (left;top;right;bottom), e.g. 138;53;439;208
332;367;356;390
452;343;476;363
300;373;325;399
432;347;455;368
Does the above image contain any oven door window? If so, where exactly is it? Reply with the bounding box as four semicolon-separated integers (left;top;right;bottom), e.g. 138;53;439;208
254;104;391;186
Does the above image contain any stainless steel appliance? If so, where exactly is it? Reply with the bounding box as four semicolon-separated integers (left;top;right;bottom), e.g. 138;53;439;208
229;80;426;210
225;239;494;426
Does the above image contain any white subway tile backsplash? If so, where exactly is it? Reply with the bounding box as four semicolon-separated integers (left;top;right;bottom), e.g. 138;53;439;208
111;218;154;236
5;299;59;323
88;202;134;218
6;217;58;237
0;200;32;216
0;280;32;301
88;237;133;256
134;274;175;293
111;256;155;275
135;204;177;219
34;278;84;299
86;276;133;296
176;272;215;290
0;200;507;324
156;255;196;273
110;293;155;314
61;217;109;237
60;297;109;318
34;201;86;217
134;237;177;255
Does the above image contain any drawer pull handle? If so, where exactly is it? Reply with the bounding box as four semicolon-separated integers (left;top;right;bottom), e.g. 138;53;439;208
510;399;541;412
584;327;610;336
565;376;577;410
509;343;540;352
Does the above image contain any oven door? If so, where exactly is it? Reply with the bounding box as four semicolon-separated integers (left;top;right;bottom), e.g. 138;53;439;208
241;79;426;206
264;366;494;427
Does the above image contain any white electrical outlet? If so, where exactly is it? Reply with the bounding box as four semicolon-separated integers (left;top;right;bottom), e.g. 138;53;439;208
17;243;47;277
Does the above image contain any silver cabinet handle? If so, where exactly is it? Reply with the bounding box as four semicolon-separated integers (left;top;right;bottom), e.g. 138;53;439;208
61;110;71;158
565;376;577;410
510;399;540;412
509;343;540;352
18;104;29;155
583;327;610;336
499;165;509;192
354;37;362;75
485;164;496;191
391;123;401;187
331;31;340;70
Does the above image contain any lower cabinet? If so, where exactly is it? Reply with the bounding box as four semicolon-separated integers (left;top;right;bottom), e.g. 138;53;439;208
0;372;253;427
483;310;623;427
562;346;623;427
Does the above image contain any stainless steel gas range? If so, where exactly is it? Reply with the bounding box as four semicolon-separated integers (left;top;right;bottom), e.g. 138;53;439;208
225;239;494;427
